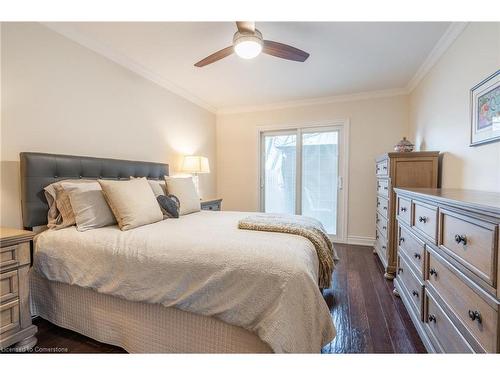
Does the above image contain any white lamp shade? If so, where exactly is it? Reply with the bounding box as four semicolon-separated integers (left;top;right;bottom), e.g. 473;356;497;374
182;156;210;174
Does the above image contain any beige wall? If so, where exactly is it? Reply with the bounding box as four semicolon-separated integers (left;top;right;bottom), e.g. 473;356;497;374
1;23;217;228
409;23;500;192
216;95;409;241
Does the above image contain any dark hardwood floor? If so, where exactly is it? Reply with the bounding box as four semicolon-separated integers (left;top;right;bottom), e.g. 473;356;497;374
27;243;425;354
322;243;425;353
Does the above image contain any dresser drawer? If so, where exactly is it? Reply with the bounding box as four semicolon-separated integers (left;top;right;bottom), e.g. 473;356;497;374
428;253;498;352
376;178;390;198
376;159;388;176
412;200;438;243
398;225;425;277
0;298;20;335
376;212;388;240
425;289;474;353
439;209;498;287
376;196;389;219
0;270;19;303
398;254;424;320
376;229;388;262
397;196;411;225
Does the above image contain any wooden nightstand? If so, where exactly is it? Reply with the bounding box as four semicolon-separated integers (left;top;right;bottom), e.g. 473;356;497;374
0;227;38;352
200;198;223;211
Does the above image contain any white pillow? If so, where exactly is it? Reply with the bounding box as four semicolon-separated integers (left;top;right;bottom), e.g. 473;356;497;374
164;176;200;215
60;181;116;232
99;178;163;231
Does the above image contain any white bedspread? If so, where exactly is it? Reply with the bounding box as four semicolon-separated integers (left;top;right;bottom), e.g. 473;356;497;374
34;210;335;353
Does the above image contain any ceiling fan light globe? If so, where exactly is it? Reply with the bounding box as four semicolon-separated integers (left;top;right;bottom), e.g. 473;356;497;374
234;40;262;59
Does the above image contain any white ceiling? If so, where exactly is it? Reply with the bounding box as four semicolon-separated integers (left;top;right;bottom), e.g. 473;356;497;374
46;22;451;112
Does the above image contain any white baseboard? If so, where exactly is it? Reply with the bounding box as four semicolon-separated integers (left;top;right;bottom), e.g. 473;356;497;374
333;236;376;247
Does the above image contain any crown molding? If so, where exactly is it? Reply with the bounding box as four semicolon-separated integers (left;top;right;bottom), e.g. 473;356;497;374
406;22;468;93
216;87;409;115
40;22;466;116
41;22;217;114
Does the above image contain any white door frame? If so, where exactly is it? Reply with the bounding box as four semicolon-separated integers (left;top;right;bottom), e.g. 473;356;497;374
257;119;350;242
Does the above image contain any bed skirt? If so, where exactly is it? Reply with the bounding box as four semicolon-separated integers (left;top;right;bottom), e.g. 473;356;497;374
30;271;273;353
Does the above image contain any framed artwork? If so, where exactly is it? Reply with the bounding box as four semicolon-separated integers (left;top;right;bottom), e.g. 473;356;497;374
470;70;500;146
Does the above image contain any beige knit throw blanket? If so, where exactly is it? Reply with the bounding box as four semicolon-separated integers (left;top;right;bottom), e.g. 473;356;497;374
238;214;339;288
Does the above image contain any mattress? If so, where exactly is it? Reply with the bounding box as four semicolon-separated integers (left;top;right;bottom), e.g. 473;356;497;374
33;210;335;352
30;271;272;353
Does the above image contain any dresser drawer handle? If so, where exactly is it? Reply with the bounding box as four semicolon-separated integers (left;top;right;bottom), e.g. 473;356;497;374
376;218;380;223
429;268;438;277
399;237;405;245
383;166;387;170
413;253;421;260
383;206;387;210
412;290;419;298
418;216;427;223
468;310;482;324
428;314;436;323
454;234;467;245
382;226;387;230
382;245;386;250
400;207;407;212
398;267;403;274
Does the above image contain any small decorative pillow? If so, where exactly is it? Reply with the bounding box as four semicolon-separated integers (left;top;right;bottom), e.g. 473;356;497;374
99;178;163;231
157;195;180;218
61;181;116;231
164;176;200;216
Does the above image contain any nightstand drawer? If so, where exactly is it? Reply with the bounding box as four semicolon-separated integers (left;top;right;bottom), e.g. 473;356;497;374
201;199;222;211
0;245;19;271
0;270;19;303
0;242;30;271
0;298;20;335
203;202;220;211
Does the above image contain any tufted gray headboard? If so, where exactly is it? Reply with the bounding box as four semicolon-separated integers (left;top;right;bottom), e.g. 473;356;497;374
20;152;169;229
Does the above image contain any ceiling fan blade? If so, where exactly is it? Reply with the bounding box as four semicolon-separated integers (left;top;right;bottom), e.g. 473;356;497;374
194;46;234;67
236;21;255;33
263;40;310;62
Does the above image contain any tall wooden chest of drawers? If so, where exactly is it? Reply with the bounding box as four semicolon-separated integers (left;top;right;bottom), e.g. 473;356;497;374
393;188;500;353
374;152;439;279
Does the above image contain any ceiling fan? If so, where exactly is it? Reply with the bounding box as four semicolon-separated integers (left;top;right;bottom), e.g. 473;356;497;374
194;22;310;67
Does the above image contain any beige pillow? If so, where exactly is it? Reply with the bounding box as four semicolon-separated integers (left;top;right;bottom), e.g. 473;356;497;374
130;177;167;196
44;179;92;229
164;176;200;216
61;181;116;231
99;178;163;231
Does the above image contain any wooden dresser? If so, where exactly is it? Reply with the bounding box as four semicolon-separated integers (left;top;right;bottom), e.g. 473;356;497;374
0;227;37;352
393;188;500;353
375;152;439;279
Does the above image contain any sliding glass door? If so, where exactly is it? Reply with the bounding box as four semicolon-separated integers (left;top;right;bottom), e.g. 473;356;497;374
260;126;344;238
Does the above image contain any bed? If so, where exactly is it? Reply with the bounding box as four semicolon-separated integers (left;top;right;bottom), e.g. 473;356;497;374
21;152;335;353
